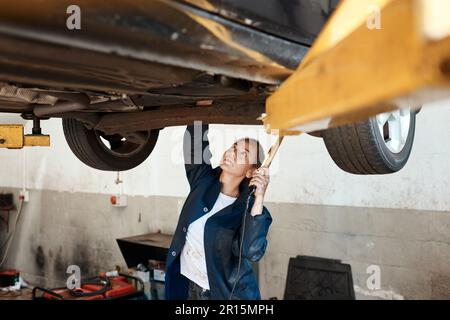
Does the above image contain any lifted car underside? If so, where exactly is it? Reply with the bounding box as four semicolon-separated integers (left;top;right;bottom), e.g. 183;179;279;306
2;1;415;176
0;0;327;135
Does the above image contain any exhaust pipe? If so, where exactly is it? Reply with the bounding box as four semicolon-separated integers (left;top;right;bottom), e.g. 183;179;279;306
33;93;90;117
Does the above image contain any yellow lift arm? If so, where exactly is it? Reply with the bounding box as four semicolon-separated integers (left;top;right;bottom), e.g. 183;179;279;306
263;0;450;134
0;124;50;149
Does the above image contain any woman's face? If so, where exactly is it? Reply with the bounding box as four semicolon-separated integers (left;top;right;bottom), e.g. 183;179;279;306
220;139;259;179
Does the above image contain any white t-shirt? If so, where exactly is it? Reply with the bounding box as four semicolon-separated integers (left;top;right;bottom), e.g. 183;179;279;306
180;192;237;290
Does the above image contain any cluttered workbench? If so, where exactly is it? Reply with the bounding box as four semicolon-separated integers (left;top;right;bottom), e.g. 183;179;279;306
0;287;33;300
0;232;172;300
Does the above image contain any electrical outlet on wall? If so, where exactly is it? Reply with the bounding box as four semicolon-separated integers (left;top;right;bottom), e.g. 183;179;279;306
19;190;29;202
110;194;127;207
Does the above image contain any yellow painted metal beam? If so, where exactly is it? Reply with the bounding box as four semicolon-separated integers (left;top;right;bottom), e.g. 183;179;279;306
0;124;50;148
300;0;392;70
264;0;450;134
24;134;50;147
0;125;24;148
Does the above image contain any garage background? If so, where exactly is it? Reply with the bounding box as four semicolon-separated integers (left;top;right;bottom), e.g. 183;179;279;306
1;100;449;300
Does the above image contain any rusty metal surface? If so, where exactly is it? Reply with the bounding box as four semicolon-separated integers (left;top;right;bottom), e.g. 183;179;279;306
0;32;204;95
0;84;59;105
33;93;90;117
0;0;308;87
92;96;266;133
183;0;339;46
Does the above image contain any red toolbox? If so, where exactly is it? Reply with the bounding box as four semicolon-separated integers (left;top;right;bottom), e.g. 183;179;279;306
0;269;20;288
32;273;144;300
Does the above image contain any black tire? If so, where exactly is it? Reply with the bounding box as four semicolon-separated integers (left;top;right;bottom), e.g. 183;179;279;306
62;118;159;171
322;111;416;175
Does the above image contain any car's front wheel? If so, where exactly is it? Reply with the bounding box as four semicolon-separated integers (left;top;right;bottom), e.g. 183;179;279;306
62;118;159;171
322;108;416;175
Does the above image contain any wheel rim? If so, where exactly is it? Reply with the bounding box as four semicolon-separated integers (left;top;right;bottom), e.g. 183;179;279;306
375;108;411;154
95;131;149;158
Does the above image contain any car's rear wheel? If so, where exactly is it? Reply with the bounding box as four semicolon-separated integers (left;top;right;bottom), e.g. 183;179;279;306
322;108;416;175
62;118;159;171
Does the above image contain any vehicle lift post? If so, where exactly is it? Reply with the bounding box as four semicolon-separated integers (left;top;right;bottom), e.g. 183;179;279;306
0;116;50;149
263;0;450;135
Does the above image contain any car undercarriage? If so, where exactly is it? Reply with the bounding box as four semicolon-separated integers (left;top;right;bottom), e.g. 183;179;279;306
0;0;418;174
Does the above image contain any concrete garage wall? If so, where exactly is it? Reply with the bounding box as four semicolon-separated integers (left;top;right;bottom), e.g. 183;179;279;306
1;100;450;298
1;189;449;299
0;189;177;288
1;101;450;211
260;203;450;299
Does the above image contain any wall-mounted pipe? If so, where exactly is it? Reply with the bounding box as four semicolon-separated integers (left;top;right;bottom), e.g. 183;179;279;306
22;148;27;194
32;93;90;117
